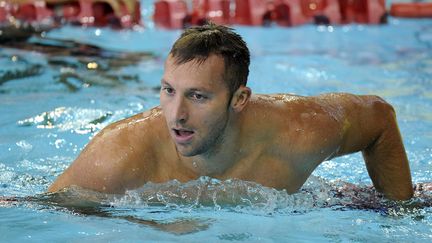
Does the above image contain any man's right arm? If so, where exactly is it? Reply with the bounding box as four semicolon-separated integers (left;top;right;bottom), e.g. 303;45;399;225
47;126;129;193
48;114;156;194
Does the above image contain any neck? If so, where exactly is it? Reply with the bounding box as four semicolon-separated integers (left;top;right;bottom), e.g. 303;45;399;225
181;113;242;177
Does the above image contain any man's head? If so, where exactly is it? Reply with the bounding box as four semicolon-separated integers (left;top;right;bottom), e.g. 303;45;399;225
160;23;251;157
169;23;250;96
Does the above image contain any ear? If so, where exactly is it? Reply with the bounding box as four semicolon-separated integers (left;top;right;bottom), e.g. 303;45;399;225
230;86;252;113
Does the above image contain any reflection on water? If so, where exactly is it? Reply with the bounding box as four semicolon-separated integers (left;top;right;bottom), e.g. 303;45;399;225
17;107;112;132
16;103;145;135
0;36;157;92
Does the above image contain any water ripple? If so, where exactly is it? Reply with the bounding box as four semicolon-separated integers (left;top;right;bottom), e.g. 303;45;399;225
16;105;144;134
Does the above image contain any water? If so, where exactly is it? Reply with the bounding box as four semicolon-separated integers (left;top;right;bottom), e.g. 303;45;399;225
1;4;432;242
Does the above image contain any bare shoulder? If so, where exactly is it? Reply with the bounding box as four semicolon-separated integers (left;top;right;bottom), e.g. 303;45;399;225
314;93;398;155
290;92;395;126
246;94;344;156
249;93;346;132
248;92;396;157
48;107;166;193
85;106;165;157
99;106;165;140
249;92;393;126
315;93;394;112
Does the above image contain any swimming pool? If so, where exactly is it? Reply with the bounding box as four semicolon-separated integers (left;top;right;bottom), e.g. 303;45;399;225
1;2;432;242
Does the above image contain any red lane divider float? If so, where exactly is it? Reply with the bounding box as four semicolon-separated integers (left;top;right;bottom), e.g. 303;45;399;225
2;0;431;31
0;0;141;29
193;0;231;25
273;0;342;26
154;0;390;29
0;1;9;23
339;0;386;24
154;0;231;29
154;0;188;29
390;2;432;18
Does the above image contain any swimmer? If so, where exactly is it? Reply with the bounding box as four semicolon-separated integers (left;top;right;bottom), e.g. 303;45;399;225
48;23;414;201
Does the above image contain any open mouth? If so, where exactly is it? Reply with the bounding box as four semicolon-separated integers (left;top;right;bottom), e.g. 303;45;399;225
173;128;195;143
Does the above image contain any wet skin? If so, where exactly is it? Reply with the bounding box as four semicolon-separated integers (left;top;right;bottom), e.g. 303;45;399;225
49;55;414;200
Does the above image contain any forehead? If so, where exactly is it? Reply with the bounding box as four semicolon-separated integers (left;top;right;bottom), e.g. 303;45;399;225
163;54;227;91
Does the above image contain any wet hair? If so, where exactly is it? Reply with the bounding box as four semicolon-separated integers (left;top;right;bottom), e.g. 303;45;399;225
169;23;250;95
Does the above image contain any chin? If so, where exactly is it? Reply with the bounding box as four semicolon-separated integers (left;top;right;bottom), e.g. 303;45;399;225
174;134;219;157
175;145;200;157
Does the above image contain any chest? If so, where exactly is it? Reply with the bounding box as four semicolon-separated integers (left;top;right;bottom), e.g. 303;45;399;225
219;152;309;193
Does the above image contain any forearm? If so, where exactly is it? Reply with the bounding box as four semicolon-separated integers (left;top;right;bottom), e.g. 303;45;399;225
362;113;413;200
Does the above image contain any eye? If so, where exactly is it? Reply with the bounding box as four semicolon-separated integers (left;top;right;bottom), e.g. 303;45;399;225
162;87;174;95
190;92;207;101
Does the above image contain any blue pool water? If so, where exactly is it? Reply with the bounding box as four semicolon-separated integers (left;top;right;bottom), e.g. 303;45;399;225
1;2;432;242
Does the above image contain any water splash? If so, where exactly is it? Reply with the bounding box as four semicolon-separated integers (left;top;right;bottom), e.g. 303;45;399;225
105;176;432;216
1;177;431;236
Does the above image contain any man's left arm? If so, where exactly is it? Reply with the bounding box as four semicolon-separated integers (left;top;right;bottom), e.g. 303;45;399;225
332;94;414;200
361;99;413;200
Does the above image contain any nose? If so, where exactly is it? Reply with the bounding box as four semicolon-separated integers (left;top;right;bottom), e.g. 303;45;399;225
172;96;188;125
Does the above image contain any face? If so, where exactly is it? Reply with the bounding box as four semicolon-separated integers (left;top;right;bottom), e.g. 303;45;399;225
160;54;232;157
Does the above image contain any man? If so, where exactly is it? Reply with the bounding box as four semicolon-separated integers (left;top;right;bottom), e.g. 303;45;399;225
48;23;414;201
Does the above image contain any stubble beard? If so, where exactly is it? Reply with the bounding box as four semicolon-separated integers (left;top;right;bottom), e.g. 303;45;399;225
177;110;230;157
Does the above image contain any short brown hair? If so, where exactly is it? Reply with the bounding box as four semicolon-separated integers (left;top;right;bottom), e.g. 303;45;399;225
169;23;250;95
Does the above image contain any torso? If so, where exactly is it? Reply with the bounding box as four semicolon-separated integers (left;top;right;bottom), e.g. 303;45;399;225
49;92;404;196
127;94;346;193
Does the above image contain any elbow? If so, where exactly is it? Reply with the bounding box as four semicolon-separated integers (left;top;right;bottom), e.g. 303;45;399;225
370;95;396;117
368;96;398;135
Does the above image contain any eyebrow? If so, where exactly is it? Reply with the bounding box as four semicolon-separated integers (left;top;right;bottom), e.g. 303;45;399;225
161;79;171;86
188;88;213;95
160;79;211;93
